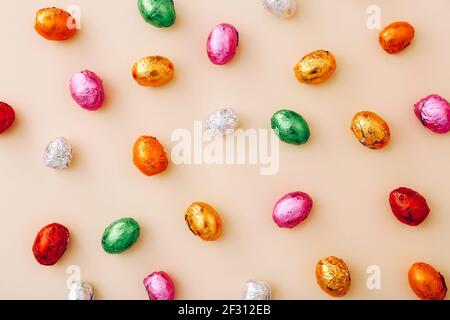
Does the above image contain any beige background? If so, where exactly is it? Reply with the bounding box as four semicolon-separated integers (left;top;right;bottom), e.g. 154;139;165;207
0;0;449;300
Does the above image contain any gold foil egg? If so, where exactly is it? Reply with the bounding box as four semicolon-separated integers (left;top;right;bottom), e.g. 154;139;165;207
132;56;174;87
293;50;336;84
350;111;390;149
185;202;222;241
316;256;351;297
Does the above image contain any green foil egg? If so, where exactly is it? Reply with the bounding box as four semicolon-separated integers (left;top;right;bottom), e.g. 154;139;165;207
137;0;176;28
101;217;140;254
271;109;310;145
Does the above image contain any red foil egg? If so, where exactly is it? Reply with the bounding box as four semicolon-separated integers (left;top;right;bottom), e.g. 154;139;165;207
389;187;430;226
32;223;69;266
0;102;15;134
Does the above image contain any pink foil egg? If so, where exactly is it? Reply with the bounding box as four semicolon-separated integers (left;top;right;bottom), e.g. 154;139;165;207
273;191;313;228
414;94;450;134
206;23;239;65
69;70;105;111
143;271;175;300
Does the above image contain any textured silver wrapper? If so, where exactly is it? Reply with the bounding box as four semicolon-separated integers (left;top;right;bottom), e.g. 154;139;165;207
206;108;239;135
67;281;94;300
262;0;296;17
242;280;271;300
43;137;72;169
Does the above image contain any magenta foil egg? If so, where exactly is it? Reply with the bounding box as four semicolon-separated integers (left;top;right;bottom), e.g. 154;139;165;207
143;271;175;300
414;94;450;134
206;23;239;65
69;70;105;111
273;191;313;228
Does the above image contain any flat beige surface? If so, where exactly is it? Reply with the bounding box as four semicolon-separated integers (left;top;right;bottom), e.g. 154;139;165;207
0;0;449;300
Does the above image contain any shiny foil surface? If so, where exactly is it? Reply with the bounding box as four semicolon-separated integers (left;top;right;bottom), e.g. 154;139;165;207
350;111;390;149
271;109;310;145
293;50;336;84
379;22;415;54
273;191;313;228
0;102;15;134
316;256;351;297
34;8;77;41
185;202;222;241
132;56;174;87
389;187;430;226
137;0;176;28
133;136;169;176
242;280;271;300
101;217;140;254
70;70;105;111
408;262;447;300
207;23;239;65
262;0;296;18
43;137;73;169
143;271;175;300
67;281;95;300
206;108;239;135
32;223;69;266
414;94;450;134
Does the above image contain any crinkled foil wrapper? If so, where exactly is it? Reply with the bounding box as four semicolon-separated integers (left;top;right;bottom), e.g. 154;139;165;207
43;137;72;169
242;280;271;300
67;281;94;300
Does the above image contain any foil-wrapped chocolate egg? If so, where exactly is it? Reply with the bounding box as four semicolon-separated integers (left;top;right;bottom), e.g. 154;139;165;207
414;94;450;134
350;111;390;149
32;223;69;266
43;137;72;169
0;102;15;134
101;217;140;254
294;50;336;84
207;23;239;65
242;280;271;300
262;0;296;18
379;22;415;54
271;109;310;145
143;271;175;300
408;262;447;300
137;0;176;28
132;56;174;87
133;136;169;176
206;108;239;135
389;187;430;226
70;70;105;111
67;281;95;300
185;202;222;241
34;8;77;41
273;191;313;228
316;256;351;297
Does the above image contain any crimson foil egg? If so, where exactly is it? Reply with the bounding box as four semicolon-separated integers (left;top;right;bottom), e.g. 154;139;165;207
389;187;430;226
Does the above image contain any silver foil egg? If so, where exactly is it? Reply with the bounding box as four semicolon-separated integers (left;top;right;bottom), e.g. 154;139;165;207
43;137;72;169
242;280;271;300
262;0;297;18
67;281;94;300
206;108;239;135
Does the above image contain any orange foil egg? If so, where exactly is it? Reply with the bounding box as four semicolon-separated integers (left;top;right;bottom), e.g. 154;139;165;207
35;8;77;41
133;136;168;176
408;262;447;300
379;22;415;54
